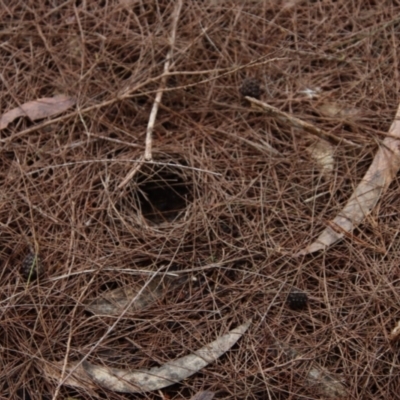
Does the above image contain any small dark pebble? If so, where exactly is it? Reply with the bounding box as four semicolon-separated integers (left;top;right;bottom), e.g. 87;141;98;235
240;78;262;99
287;289;308;310
21;252;43;280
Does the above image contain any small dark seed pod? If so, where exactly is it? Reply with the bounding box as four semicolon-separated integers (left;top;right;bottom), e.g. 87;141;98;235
239;78;262;99
21;252;43;280
287;289;308;310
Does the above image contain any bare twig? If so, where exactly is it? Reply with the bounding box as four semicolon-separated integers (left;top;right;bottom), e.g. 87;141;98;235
118;0;183;188
27;159;222;177
1;56;284;145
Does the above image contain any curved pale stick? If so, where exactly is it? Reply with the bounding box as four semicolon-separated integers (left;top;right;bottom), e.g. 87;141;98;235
118;0;183;188
297;103;400;255
83;320;251;393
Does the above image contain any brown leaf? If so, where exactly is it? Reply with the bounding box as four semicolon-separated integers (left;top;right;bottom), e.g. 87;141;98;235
85;276;188;316
83;320;251;393
318;101;359;119
85;285;163;315
297;103;400;256
274;341;347;398
189;391;215;400
0;94;76;130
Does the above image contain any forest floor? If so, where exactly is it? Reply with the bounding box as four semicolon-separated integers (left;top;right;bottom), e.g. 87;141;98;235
1;1;400;399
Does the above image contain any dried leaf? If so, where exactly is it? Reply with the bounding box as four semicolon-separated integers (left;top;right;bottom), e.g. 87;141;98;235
83;320;251;393
0;94;76;130
306;367;347;398
86;285;162;315
297;103;400;256
189;391;215;400
275;341;347;398
318;101;359;119
306;139;334;176
85;276;187;316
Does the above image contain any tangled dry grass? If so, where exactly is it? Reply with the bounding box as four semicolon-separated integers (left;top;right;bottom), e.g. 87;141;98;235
1;0;400;399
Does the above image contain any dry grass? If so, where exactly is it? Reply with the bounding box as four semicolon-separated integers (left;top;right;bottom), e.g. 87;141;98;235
1;0;400;399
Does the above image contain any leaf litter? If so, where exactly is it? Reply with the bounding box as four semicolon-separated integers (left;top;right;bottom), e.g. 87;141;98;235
0;94;76;130
85;275;190;316
3;2;400;399
68;320;251;393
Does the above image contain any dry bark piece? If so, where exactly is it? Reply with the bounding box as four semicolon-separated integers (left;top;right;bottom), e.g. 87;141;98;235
297;102;400;256
21;252;44;280
240;78;262;99
82;320;251;393
0;94;76;130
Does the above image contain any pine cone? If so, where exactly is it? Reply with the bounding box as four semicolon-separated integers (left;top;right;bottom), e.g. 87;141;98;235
287;289;308;310
21;252;43;280
240;78;262;99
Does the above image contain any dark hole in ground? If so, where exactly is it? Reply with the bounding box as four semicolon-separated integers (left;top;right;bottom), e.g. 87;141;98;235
137;163;192;224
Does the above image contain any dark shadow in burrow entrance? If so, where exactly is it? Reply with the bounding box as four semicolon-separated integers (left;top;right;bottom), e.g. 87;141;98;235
136;162;192;224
